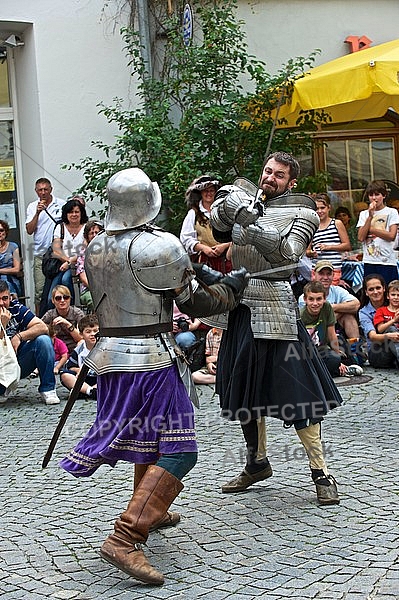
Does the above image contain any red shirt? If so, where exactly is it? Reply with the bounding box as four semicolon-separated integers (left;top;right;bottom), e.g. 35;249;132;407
373;306;399;331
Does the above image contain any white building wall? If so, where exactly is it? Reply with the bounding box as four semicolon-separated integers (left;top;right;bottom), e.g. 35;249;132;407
0;0;135;306
2;0;133;199
237;0;399;73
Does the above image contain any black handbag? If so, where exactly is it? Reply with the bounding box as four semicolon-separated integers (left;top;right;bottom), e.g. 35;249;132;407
42;246;63;279
42;222;65;279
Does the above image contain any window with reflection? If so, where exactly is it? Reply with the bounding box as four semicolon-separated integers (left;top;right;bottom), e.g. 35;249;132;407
324;137;396;205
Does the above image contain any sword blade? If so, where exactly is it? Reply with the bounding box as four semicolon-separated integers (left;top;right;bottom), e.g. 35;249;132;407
42;363;90;468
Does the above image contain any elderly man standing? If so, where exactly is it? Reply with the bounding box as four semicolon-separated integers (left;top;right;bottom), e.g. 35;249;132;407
25;178;65;314
211;151;342;506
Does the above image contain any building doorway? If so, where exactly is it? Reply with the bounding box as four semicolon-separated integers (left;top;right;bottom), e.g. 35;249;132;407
0;46;25;298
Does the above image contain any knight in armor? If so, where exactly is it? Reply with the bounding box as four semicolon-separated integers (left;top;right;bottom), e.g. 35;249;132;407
59;168;248;585
210;151;342;506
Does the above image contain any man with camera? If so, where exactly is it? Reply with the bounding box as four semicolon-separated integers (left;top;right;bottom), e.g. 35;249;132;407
173;302;201;351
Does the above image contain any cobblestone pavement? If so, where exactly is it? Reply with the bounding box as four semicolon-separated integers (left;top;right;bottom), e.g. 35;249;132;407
1;366;399;600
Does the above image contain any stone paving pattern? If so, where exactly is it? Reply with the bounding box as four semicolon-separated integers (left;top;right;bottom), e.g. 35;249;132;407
1;366;398;599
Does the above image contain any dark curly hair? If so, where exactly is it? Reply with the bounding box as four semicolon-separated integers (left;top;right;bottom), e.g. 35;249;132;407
185;175;221;227
61;199;89;225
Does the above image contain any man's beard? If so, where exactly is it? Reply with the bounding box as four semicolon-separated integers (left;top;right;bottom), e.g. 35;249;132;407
261;181;282;199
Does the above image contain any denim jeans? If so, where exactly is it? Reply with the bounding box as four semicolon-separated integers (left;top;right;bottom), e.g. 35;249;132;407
175;331;197;351
317;345;342;378
17;335;56;393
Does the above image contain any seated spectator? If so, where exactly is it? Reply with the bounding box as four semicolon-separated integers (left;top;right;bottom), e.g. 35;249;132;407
300;281;362;378
60;314;99;399
373;279;399;363
48;323;68;374
359;274;399;368
42;285;84;355
306;193;350;285
76;220;104;312
192;327;223;385
0;219;22;298
299;260;360;336
290;255;312;300
298;260;362;363
0;280;60;405
173;302;201;352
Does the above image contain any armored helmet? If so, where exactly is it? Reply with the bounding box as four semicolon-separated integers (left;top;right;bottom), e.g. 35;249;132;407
105;168;162;233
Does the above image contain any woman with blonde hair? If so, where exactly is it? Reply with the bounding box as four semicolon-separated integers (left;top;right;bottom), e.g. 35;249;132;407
41;285;84;355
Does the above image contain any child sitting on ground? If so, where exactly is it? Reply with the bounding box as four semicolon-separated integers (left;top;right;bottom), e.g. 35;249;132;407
30;324;69;379
300;281;363;378
373;279;399;362
48;323;69;374
60;314;99;399
192;327;223;385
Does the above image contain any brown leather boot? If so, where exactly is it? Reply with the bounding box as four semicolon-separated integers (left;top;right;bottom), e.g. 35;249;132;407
134;463;180;532
100;465;184;585
133;463;151;489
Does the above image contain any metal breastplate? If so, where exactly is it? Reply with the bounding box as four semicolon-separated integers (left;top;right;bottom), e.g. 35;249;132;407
230;244;299;339
204;192;315;337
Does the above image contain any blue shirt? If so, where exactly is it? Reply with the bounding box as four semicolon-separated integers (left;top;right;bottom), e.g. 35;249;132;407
6;300;35;338
358;302;376;350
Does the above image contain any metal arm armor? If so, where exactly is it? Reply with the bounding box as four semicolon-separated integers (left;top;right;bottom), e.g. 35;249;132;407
280;209;320;261
231;222;281;254
211;186;259;231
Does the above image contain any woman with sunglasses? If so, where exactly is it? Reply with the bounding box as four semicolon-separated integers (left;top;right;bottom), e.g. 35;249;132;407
0;219;22;298
42;285;84;355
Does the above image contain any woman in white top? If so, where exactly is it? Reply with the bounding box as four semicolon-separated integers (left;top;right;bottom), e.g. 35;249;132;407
48;197;88;306
357;180;399;285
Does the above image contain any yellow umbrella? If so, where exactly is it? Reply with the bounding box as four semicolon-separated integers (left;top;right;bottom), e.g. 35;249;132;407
275;38;399;128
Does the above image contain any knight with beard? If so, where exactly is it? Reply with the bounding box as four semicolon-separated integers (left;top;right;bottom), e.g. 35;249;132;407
210;151;343;505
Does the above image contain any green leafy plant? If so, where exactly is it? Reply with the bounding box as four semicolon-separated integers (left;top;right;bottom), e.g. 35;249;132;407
296;170;333;194
66;0;323;233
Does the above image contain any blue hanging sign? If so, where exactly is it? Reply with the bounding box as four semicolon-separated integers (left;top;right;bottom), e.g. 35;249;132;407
183;3;193;47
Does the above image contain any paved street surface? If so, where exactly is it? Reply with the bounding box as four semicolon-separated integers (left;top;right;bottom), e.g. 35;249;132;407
1;366;398;600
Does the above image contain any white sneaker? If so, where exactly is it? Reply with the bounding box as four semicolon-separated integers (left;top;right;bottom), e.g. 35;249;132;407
41;389;61;405
345;365;363;377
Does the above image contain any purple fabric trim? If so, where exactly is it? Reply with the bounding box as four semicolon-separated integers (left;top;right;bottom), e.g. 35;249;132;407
60;365;197;477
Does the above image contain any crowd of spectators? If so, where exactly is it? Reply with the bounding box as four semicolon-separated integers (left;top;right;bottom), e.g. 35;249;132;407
2;173;399;409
